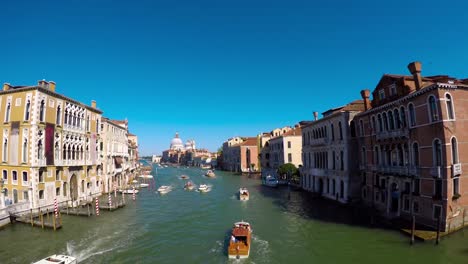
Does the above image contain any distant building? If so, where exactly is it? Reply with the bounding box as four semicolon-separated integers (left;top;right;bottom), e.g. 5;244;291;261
355;62;468;232
152;155;161;163
222;137;258;173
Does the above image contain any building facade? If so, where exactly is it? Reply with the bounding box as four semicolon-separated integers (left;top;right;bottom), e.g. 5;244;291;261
301;101;364;204
0;80;103;209
355;62;468;231
222;137;258;173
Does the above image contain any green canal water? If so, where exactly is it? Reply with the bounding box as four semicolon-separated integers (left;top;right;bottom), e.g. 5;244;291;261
1;167;468;264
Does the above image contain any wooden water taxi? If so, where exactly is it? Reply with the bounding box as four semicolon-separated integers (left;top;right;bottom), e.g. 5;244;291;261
228;221;252;259
33;254;77;264
239;187;249;201
198;184;210;192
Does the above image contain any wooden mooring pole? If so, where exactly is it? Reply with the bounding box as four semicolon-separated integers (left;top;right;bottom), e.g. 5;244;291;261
46;209;49;222
30;209;33;226
410;215;415;245
59;211;62;226
40;210;44;229
87;204;90;216
53;212;56;231
436;215;441;245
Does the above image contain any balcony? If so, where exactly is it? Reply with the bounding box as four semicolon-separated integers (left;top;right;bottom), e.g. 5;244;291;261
311;168;328;177
452;163;462;177
308;137;330;146
375;129;409;141
430;166;442;178
373;165;420;177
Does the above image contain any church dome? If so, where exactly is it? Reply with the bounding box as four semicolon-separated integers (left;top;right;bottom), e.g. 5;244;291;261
170;132;184;150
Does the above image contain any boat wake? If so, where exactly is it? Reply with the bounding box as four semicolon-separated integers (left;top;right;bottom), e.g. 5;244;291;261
66;228;134;263
251;235;270;258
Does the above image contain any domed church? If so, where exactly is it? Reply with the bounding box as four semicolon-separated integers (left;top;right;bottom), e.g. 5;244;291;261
162;132;197;163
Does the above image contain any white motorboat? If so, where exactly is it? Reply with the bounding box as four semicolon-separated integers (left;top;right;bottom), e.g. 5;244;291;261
205;170;215;177
184;181;195;190
139;183;149;188
139;175;154;179
239;187;249;201
157;185;172;194
198;184;210;192
263;175;279;187
119;189;139;194
33;254;77;264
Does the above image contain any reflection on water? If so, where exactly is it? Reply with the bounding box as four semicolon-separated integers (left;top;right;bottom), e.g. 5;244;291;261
0;167;468;263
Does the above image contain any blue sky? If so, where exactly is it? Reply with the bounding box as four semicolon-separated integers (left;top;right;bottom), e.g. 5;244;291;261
1;0;467;155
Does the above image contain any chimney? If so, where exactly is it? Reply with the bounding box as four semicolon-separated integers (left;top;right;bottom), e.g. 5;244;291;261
3;83;11;91
360;89;371;111
91;100;97;108
38;79;48;88
313;112;318;121
49;81;56;92
407;61;422;91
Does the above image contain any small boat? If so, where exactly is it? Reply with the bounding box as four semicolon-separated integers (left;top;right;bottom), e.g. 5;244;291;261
228;221;252;259
180;175;190;180
239;187;249;201
263;175;278;187
157;185;172;194
139;183;149;188
200;164;211;169
33;254;77;264
198;184;210;192
139;175;154;179
119;189;139;194
205;170;215;177
184;181;195;190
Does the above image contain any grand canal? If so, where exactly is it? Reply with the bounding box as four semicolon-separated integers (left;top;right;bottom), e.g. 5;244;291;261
1;166;468;263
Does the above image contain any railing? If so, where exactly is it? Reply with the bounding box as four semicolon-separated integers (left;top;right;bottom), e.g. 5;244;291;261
375;129;409;141
308;137;330;146
430;166;441;178
371;165;420;177
452;163;462;177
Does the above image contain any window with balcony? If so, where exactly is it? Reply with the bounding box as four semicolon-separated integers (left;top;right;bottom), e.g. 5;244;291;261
428;95;439;122
39;100;45;122
388;111;394;130
451;137;459;164
25;100;30;121
408;103;416;127
433;139;442;166
338;122;343;140
394;109;400;129
56;105;62;125
399;106;406;128
382;113;388;131
446;93;455;120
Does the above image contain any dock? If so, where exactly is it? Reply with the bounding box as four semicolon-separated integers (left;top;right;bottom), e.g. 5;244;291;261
13;209;62;230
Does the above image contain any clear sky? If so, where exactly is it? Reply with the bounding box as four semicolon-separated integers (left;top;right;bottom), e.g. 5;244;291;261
1;0;467;155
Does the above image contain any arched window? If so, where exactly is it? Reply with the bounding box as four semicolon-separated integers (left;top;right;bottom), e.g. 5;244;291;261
39;100;45;121
25;100;30;121
350;121;356;137
56;105;61;125
400;106;406;127
382;113;388;131
394;109;400;129
374;146;379;165
377;114;383;132
22;139;27;163
408;103;416;127
428;96;439;122
433;139;442;166
64;110;68;125
371;116;376;133
451;137;459;164
446;93;455;120
37;140;43;160
62;144;67;160
5;103;11;122
388;111;394;130
338;122;343;140
3;139;8;162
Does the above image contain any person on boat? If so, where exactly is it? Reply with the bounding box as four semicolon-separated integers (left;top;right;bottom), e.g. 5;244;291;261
231;235;236;243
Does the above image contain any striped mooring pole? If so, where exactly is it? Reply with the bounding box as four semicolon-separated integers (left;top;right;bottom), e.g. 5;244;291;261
95;197;100;216
108;192;112;208
54;198;58;218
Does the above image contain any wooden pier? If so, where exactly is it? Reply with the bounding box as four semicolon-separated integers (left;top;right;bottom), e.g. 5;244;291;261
13;209;62;230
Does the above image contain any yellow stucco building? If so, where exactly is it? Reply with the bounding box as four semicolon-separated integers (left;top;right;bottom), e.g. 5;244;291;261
0;80;103;209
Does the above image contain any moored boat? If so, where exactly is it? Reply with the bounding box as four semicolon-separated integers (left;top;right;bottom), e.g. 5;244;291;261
139;175;154;179
139;183;149;188
205;170;215;177
157;185;172;194
239;187;249;201
262;175;278;187
198;184;210;192
228;221;252;259
33;254;77;264
119;189;139;194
